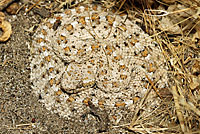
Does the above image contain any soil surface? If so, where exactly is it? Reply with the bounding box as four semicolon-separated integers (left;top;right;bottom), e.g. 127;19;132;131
0;3;134;134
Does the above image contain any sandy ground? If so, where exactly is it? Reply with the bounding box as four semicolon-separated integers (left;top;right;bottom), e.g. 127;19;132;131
0;4;134;134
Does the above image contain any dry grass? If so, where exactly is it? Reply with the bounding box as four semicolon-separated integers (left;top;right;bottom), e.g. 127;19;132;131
109;0;200;133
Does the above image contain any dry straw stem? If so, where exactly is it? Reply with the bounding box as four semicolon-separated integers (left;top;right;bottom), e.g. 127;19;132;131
25;0;41;13
56;0;78;9
171;86;186;132
5;123;36;130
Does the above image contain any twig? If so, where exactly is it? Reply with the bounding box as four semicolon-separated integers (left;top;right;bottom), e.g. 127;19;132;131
171;86;186;133
145;74;162;99
25;0;41;14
